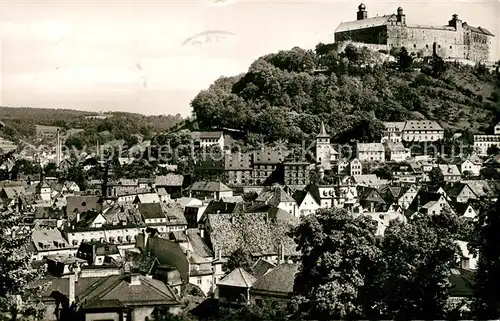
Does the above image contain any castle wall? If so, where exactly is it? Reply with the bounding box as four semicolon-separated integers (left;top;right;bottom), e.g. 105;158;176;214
335;26;388;45
387;25;461;58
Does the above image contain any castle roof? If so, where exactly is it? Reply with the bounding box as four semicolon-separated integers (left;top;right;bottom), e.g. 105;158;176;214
464;24;495;37
335;14;396;33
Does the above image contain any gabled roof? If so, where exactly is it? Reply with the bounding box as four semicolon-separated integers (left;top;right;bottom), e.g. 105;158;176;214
403;120;443;131
252;258;276;278
138;203;165;220
207;213;299;257
218;268;256;288
78;274;181;308
438;164;461;176
135;193;161;204
251;263;299;294
335;14;396;33
188;181;232;192
255;186;296;205
253;148;289;165
155;174;184;187
357;143;385;153
464;24;495;37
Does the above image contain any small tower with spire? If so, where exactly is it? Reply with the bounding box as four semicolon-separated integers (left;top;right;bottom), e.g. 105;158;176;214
316;121;332;170
36;165;51;202
357;3;367;20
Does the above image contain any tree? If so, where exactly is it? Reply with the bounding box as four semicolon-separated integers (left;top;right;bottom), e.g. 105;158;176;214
373;165;393;181
290;208;381;319
381;211;459;319
472;199;500;319
487;145;500;156
0;209;46;320
429;166;444;187
223;247;254;273
398;47;413;71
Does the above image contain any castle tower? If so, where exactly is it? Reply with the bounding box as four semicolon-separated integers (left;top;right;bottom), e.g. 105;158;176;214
316;121;332;170
396;6;406;25
357;3;367;20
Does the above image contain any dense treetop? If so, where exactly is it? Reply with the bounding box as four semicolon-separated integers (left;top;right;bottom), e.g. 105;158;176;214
191;44;500;146
0;107;185;146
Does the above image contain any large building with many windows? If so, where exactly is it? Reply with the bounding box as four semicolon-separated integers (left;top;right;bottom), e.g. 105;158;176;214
334;3;494;62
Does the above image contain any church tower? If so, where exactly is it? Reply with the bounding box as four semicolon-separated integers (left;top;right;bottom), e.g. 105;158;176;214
36;166;51;202
316;121;332;170
357;3;367;20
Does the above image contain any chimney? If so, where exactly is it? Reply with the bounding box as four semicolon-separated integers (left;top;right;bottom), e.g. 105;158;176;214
68;273;76;306
130;274;141;286
200;229;204;239
218;248;222;261
279;243;285;264
76;212;80;223
56;129;61;168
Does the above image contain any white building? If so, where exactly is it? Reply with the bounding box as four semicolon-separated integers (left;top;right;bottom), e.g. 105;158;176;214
386;142;411;161
357;143;385;162
495;121;500;135
474;135;500;156
382;122;405;144
192;131;224;150
460;157;482;177
402;120;444;142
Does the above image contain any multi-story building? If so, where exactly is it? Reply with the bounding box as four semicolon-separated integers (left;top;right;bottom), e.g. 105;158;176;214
350;158;363;175
382;122;405;144
386;142;411;162
402;120;444;142
357;143;385;162
335;4;495;62
283;155;310;187
192;131;225;151
474;135;500;156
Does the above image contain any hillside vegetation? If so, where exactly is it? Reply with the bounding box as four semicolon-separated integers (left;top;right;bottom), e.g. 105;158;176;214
0;107;185;145
191;44;500;146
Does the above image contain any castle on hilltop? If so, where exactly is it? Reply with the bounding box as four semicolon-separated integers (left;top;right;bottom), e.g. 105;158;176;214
334;3;494;62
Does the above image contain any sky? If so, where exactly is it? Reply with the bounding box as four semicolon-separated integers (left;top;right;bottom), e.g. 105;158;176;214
1;0;499;117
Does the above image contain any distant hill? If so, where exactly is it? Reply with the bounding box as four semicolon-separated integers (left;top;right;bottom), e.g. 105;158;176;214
191;44;500;146
0;106;185;145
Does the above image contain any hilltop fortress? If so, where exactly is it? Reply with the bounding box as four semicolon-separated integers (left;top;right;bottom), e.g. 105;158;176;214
334;3;494;62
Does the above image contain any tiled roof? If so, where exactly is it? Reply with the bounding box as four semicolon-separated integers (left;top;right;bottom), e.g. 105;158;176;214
31;228;70;252
188;181;232;192
155;174;184;187
207;213;299;257
161;202;188;226
335;14;396;33
66;196;101;220
255;186;296;205
192;131;223;139
357;143;385;153
461;180;496;198
251;263;299;294
186;228;213;258
78;274;181;308
135;193;161;204
252;258;276;278
438;164;461;176
403;120;443;131
465;24;494;36
218;268;256;288
384;122;406;132
449;269;475;297
139;203;165;220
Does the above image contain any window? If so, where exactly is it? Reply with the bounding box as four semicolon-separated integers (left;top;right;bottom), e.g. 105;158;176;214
413;44;416;48
197;278;202;285
450;46;452;49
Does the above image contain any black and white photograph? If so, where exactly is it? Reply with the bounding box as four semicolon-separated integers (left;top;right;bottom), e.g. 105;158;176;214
0;0;499;320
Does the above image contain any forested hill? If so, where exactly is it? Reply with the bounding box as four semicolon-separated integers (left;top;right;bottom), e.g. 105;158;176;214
0;107;185;145
191;44;500;146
